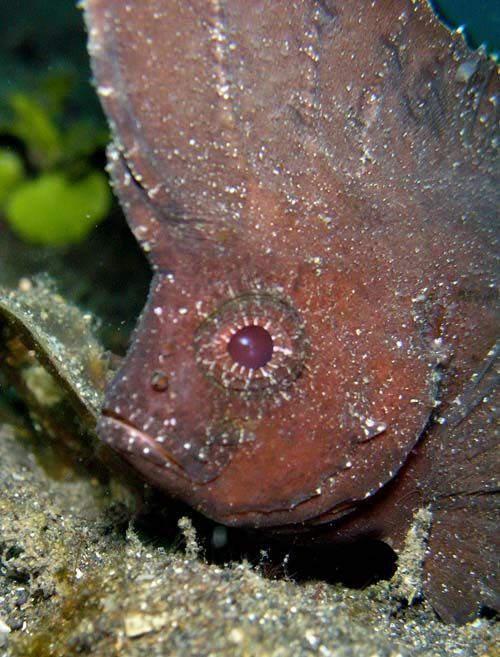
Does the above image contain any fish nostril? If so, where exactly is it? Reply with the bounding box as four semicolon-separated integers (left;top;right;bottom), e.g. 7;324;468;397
227;324;274;369
150;370;170;392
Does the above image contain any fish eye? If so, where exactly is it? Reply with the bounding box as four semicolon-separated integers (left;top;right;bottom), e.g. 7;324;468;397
194;293;308;394
227;324;274;369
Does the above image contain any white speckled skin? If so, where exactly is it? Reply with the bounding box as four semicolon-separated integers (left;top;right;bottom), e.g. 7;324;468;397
85;0;499;622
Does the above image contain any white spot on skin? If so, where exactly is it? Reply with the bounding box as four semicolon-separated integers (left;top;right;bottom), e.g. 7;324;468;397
147;184;162;199
97;85;115;97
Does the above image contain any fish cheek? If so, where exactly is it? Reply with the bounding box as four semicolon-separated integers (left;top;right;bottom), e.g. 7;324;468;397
205;303;436;526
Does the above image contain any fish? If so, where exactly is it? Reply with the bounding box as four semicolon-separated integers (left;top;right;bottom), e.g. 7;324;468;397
85;0;499;623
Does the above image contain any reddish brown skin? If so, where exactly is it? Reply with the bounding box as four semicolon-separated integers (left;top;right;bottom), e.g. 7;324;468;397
85;0;499;623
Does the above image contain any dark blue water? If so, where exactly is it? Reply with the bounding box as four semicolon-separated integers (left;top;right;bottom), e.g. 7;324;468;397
432;0;500;56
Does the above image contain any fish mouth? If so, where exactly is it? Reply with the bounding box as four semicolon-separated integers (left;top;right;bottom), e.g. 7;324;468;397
99;411;186;471
98;410;235;487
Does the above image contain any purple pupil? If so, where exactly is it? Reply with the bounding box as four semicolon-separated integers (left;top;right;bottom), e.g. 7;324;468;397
227;325;274;369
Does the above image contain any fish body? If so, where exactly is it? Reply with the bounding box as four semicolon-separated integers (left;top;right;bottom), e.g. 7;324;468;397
85;0;499;622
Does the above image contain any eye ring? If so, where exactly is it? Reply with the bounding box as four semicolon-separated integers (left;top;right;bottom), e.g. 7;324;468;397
194;293;308;395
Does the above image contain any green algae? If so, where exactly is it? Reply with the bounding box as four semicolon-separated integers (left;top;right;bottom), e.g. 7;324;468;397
0;89;111;246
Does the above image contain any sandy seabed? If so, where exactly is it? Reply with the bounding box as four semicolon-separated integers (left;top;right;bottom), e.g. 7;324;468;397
0;410;497;657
